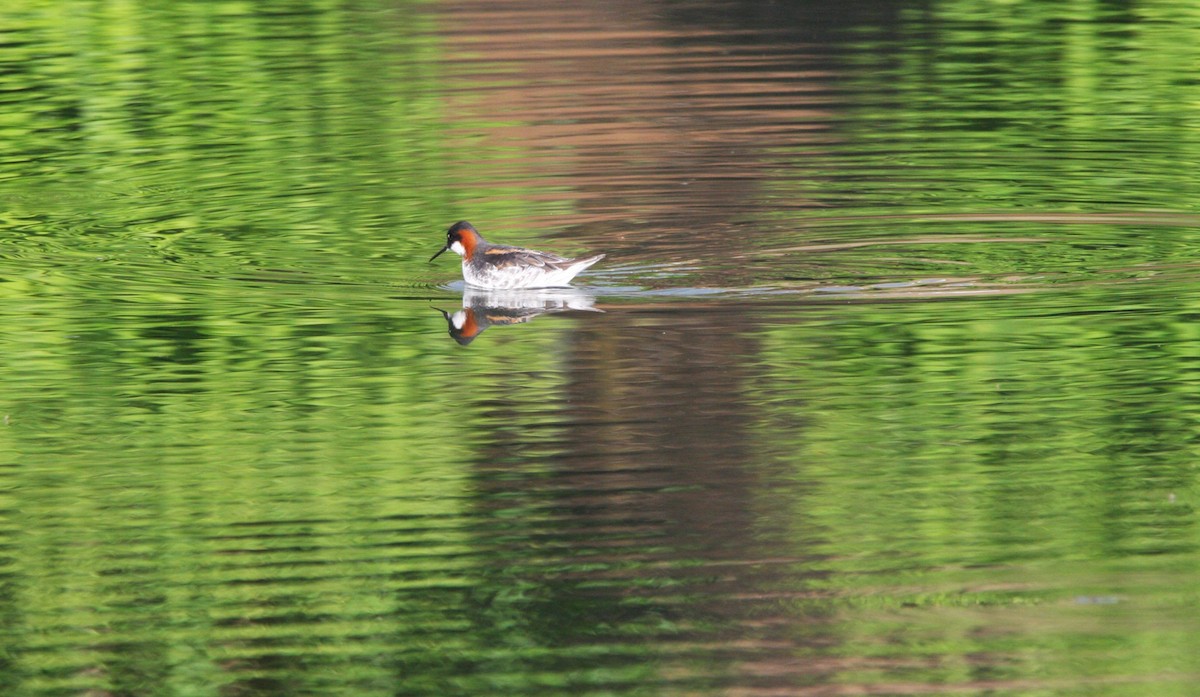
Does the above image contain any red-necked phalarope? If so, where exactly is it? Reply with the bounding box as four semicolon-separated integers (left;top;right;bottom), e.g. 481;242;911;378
429;221;604;289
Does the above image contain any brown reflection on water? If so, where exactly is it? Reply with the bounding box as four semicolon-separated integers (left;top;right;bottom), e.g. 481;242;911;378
434;0;839;265
459;303;837;688
433;3;862;684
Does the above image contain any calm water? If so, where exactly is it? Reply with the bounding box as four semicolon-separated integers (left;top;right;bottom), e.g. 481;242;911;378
3;1;1200;695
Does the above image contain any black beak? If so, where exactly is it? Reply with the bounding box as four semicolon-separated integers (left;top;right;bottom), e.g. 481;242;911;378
429;246;449;263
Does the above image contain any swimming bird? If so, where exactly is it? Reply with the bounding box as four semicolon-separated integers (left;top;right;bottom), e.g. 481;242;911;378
429;221;604;289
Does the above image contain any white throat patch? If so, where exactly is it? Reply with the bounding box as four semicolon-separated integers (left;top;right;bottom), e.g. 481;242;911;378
450;240;466;256
450;311;467;330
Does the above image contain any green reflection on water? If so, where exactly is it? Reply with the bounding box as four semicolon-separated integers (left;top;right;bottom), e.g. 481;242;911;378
0;0;478;289
814;1;1200;214
2;0;1200;695
742;0;1200;294
747;285;1200;693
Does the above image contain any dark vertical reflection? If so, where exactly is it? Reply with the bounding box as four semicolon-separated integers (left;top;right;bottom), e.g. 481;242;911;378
656;0;915;40
433;0;859;270
452;306;835;691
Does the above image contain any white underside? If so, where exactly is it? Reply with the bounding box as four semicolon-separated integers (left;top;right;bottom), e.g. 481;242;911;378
462;256;602;289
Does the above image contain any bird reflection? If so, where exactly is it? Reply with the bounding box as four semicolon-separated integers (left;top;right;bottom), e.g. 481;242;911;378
436;287;601;345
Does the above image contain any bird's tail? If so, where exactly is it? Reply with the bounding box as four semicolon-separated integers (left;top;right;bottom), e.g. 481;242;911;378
572;254;605;271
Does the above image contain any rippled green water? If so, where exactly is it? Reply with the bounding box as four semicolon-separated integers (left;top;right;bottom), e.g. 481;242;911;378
3;1;1200;695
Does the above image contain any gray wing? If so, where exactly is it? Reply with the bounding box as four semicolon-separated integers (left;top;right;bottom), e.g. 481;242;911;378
482;245;574;269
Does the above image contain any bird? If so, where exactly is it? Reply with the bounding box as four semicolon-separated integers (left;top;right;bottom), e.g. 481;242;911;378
429;221;604;289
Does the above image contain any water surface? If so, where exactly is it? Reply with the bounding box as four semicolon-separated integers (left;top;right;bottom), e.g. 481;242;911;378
2;1;1200;695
